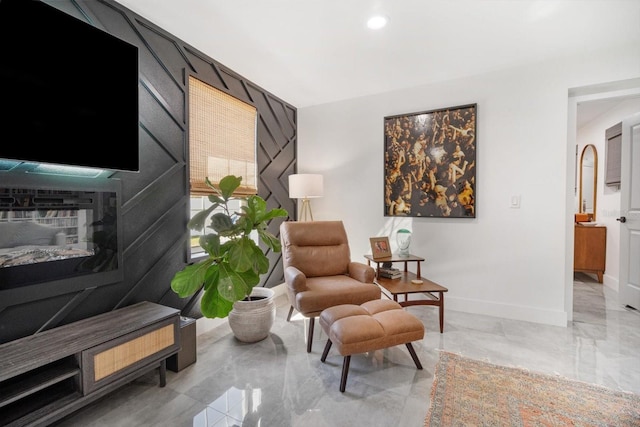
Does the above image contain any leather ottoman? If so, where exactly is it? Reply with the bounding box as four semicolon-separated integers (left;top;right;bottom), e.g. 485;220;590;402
319;299;424;392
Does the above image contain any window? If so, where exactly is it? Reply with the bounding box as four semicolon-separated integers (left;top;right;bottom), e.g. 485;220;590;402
189;195;247;258
188;76;257;196
188;76;258;257
605;122;622;186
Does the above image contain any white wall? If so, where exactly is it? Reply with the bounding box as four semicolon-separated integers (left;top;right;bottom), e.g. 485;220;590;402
297;43;640;327
575;97;640;291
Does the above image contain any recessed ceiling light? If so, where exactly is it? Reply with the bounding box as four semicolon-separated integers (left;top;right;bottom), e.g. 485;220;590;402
367;15;388;30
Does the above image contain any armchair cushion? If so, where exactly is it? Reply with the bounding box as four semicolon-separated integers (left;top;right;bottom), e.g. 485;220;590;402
281;220;351;277
294;275;380;318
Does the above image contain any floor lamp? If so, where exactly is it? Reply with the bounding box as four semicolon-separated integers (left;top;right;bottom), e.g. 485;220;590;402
289;174;323;221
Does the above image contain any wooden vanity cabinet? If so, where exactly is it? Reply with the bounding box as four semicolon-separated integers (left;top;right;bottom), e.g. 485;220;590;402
574;225;606;283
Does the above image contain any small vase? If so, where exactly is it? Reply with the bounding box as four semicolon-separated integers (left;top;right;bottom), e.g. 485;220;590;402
396;229;412;257
228;287;276;343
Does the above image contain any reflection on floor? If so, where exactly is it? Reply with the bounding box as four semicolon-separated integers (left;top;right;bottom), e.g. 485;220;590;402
192;386;250;427
56;274;640;427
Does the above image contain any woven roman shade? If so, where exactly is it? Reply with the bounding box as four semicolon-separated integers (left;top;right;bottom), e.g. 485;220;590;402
189;76;257;195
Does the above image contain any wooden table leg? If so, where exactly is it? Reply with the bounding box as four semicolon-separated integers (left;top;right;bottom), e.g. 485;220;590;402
438;292;444;333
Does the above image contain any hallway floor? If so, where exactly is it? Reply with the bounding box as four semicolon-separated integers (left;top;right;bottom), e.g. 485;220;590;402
56;274;640;426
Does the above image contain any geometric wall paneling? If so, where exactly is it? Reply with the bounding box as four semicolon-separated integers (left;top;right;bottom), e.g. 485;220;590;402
258;117;284;159
156;241;197;307
120;170;186;251
131;27;188;122
135;136;181;189
114;132;181;203
82;0;137;43
120;202;190;297
259;147;292;208
183;48;227;90
137;82;186;161
258;133;285;180
0;0;296;343
219;68;255;104
0;291;85;342
275;137;298;215
33;288;97;333
254;95;292;145
247;85;275;116
281;104;297;137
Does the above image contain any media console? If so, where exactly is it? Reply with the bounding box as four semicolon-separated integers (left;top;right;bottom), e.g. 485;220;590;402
0;301;180;426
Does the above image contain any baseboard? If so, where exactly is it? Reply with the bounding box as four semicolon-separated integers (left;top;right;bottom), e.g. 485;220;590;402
603;273;618;293
445;296;568;327
196;283;568;334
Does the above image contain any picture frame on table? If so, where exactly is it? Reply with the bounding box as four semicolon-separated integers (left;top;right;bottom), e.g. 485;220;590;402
384;103;477;218
369;236;392;259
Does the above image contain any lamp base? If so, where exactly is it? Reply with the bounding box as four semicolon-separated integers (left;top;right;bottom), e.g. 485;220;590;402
299;198;314;221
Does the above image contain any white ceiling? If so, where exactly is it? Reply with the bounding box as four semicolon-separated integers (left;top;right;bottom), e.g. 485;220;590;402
115;0;640;109
577;96;640;128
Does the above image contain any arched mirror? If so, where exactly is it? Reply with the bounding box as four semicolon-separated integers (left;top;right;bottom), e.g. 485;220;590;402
579;144;598;221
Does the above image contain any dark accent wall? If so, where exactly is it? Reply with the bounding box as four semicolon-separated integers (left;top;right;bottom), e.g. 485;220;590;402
0;0;297;344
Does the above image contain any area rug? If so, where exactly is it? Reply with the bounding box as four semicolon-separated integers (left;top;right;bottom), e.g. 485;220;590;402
425;351;640;426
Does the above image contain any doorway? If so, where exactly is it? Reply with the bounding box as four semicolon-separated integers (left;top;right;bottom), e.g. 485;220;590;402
567;78;640;322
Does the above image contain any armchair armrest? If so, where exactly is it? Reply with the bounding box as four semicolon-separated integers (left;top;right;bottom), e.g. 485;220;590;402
284;266;308;293
348;262;375;283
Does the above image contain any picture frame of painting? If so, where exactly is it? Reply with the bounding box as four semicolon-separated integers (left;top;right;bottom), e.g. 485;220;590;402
384;103;477;218
369;236;392;259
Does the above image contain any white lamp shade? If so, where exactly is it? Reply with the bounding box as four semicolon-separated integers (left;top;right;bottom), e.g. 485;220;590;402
289;174;323;199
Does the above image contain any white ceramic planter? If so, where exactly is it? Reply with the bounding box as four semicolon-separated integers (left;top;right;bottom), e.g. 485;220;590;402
228;286;276;343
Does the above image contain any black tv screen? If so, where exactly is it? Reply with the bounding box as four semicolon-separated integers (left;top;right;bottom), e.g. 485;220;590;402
0;0;139;172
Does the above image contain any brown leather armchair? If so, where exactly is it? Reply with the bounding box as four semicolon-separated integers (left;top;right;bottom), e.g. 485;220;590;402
280;220;381;352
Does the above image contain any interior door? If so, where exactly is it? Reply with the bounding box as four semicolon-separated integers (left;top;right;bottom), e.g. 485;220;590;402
619;112;640;310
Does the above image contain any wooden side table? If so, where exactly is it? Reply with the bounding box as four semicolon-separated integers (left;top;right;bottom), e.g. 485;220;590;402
364;254;448;333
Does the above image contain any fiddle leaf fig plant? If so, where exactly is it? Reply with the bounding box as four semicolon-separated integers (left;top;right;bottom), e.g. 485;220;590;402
171;175;288;318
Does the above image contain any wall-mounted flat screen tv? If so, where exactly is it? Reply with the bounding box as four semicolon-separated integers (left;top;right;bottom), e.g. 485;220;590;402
0;0;139;172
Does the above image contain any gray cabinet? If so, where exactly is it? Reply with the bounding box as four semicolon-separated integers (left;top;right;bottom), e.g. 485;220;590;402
0;302;180;426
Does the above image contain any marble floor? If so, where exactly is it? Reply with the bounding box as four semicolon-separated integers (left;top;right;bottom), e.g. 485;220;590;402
56;273;640;427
